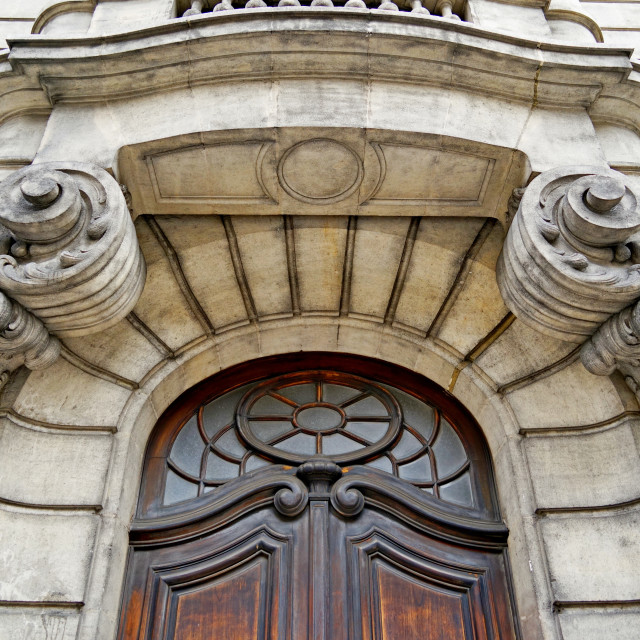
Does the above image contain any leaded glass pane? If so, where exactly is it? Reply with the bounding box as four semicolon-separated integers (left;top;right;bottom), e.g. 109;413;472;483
202;384;252;438
205;453;239;482
344;395;386;417
344;421;388;442
248;420;293;442
439;471;473;507
323;383;361;405
432;418;467;477
398;456;432;483
384;386;435;441
214;428;246;458
297;406;342;431
365;455;393;474
164;469;198;506
244;454;273;473
322;433;364;455
276;432;316;456
169;415;203;477
391;429;423;459
277;383;316;405
251;394;295;415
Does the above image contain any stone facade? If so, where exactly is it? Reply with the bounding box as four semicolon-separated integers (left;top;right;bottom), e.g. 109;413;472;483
0;1;640;639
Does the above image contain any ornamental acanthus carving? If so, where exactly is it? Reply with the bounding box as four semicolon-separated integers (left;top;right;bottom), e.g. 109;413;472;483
0;162;146;371
497;165;640;392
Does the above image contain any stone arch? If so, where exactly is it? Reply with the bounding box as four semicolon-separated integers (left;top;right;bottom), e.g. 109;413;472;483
4;316;617;640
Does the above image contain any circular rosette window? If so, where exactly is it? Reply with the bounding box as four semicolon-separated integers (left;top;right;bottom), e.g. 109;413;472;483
236;372;402;464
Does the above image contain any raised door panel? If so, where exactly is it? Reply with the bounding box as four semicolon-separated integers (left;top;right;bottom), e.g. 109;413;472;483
169;559;264;639
341;509;515;640
119;507;307;640
373;560;471;640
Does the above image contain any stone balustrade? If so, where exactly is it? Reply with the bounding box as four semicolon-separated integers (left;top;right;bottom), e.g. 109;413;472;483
181;0;464;19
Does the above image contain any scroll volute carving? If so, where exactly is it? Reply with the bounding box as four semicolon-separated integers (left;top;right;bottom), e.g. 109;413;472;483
497;166;640;343
0;162;146;341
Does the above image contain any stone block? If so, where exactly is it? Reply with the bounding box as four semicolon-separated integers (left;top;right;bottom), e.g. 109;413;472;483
294;217;347;314
13;358;131;427
63;319;164;383
436;222;508;355
0;419;112;506
394;218;483;333
525;421;640;508
506;360;624;429
350;217;411;320
225;216;291;318
133;218;207;350
0;609;79;640
153;216;248;331
558;608;640;640
541;509;640;601
0;507;97;602
475;320;577;387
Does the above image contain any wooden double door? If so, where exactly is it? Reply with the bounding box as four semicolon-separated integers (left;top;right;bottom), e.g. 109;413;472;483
118;355;520;639
119;463;519;640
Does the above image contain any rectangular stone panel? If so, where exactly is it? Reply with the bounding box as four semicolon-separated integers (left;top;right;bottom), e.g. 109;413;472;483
0;419;112;507
525;422;640;509
541;510;640;601
558;608;640;640
506;361;625;429
0;508;98;602
12;358;131;428
0;608;79;640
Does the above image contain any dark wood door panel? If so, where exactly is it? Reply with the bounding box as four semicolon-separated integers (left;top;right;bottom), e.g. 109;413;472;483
167;558;265;640
374;561;471;640
338;509;516;640
118;507;307;640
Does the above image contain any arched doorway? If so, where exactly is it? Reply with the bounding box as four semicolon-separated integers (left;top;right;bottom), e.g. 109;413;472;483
118;353;521;639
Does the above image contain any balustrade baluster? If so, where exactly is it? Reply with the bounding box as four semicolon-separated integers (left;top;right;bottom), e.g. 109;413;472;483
184;0;204;16
410;0;430;14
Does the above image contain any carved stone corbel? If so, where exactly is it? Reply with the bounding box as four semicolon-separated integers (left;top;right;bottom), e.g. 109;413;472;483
497;166;640;393
497;166;640;342
0;162;146;369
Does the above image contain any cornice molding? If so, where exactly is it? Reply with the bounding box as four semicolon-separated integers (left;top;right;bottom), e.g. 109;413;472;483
2;11;633;112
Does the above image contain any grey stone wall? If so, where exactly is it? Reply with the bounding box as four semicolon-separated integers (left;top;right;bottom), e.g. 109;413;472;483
0;2;639;640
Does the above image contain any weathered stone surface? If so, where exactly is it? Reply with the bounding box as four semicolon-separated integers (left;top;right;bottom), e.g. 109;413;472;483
559;608;640;640
541;508;640;601
350;217;412;319
0;507;97;602
525;421;640;508
394;218;483;333
506;360;625;429
498;166;640;344
0;418;112;506
436;222;508;354
0;609;79;640
63;318;164;383
12;357;131;427
294;216;347;313
475;320;577;387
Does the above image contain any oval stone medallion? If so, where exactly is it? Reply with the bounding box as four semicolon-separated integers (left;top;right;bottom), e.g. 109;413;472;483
278;139;363;203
